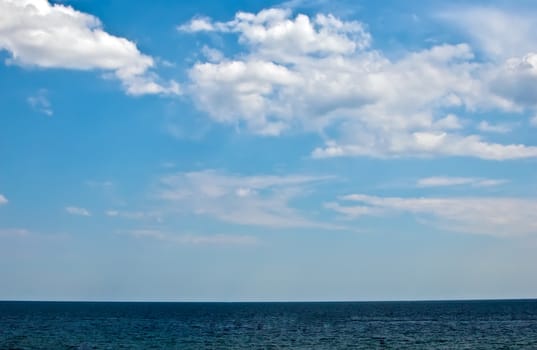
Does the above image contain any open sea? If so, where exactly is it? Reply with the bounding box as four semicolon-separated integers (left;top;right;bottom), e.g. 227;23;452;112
1;300;537;349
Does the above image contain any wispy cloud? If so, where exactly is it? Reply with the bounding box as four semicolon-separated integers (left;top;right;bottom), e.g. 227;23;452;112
477;121;513;134
27;89;53;116
164;120;211;141
161;162;176;169
0;194;7;205
327;194;537;236
531;115;537;127
0;228;29;237
65;206;91;216
106;210;162;221
125;229;258;246
437;6;537;113
85;180;114;189
155;170;339;229
416;176;508;188
437;6;537;59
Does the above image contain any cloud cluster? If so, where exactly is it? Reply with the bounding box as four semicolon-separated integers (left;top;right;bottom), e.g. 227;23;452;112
181;7;537;159
327;194;537;237
0;0;179;95
156;170;336;229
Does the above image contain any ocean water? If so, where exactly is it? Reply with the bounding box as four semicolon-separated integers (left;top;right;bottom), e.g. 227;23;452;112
1;300;537;349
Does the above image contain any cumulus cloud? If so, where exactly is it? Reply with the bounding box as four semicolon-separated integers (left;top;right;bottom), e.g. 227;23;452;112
328;194;537;237
487;53;537;108
156;170;338;229
27;89;52;116
0;0;179;95
416;176;508;188
0;194;7;205
179;8;371;58
125;229;258;246
180;8;537;159
65;206;91;216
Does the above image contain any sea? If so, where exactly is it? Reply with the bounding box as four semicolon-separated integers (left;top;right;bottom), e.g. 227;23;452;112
1;300;537;349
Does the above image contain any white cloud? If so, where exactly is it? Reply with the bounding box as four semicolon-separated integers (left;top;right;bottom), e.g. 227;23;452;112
475;179;510;187
27;89;52;116
417;176;508;188
125;229;258;246
201;45;224;63
177;17;215;32
156;170;338;229
179;8;371;58
0;0;179;95
324;201;378;217
312;133;537;160
0;194;7;205
328;194;537;237
65;206;91;216
477;121;513;134
105;209;161;221
531;115;537;127
434;114;463;130
181;8;537;160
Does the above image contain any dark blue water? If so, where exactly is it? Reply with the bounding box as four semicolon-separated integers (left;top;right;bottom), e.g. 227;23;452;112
1;300;537;349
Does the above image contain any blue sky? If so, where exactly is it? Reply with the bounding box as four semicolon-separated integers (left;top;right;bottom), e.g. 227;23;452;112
1;0;537;301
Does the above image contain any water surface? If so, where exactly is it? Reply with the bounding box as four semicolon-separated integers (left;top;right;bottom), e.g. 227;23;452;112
1;300;537;349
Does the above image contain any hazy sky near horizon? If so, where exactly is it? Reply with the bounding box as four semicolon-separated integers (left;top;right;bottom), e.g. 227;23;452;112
1;0;537;301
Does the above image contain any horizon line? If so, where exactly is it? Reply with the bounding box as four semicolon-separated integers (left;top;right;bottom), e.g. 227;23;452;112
1;297;536;303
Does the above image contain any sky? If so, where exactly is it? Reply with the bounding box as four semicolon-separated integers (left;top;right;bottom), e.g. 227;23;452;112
1;0;537;301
